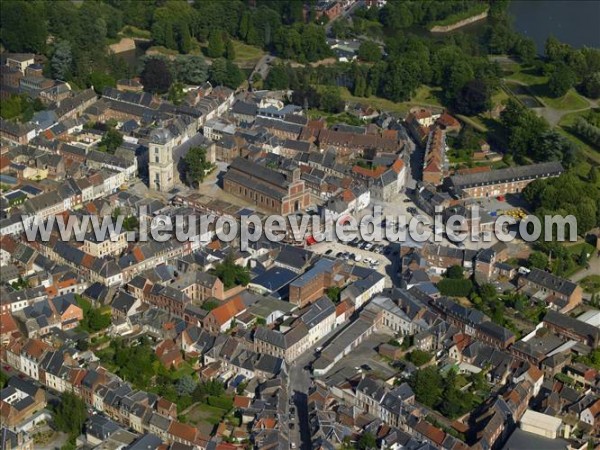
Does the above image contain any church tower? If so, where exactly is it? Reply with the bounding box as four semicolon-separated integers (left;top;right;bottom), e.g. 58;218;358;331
148;128;175;192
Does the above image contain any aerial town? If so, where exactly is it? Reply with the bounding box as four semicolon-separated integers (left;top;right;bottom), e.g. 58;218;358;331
0;1;599;450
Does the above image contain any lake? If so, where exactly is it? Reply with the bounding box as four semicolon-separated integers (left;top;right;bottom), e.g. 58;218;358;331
509;0;600;52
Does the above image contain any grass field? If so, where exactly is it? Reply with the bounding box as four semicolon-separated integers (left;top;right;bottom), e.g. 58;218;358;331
537;88;590;111
231;40;266;67
557;110;600;165
186;402;229;426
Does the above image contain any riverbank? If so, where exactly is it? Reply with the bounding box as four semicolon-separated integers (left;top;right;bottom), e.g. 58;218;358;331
429;8;488;33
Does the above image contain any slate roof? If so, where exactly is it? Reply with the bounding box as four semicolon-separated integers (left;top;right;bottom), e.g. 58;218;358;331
449;161;564;190
524;268;578;296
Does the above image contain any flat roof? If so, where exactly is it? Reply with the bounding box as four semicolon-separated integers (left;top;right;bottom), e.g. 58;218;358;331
520;409;562;430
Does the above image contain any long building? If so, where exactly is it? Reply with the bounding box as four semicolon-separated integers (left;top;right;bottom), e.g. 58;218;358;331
223;157;310;215
447;161;564;198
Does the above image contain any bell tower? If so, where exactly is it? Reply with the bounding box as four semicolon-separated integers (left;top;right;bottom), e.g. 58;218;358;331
148;128;175;192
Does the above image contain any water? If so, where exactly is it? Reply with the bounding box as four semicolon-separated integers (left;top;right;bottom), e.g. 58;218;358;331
509;0;600;52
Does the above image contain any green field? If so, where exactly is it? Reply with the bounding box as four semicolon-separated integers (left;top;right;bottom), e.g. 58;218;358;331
231;40;266;67
335;85;442;116
537;88;590;111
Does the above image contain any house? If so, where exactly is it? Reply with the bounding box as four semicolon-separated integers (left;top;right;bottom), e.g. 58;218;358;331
518;268;582;313
580;398;600;431
202;295;246;333
0;377;47;428
447;162;564;199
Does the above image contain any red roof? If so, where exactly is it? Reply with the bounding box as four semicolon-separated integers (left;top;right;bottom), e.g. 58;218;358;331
209;296;246;327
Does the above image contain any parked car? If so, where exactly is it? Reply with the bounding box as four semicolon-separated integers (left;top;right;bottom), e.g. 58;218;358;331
325;249;333;255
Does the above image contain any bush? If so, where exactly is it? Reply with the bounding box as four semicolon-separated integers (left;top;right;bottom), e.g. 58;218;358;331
437;278;473;297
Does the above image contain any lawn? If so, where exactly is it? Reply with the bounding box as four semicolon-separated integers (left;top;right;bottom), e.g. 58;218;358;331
186;402;229;426
565;241;595;258
505;65;548;86
231;40;266;67
537;88;590;111
581;275;600;294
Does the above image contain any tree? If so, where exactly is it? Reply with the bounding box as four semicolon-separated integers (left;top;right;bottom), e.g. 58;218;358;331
358;41;381;63
454;79;492;115
99;128;123;154
51;41;73;81
89;71;116;94
357;432;377;450
183;146;213;187
513;36;536;65
581;72;600;99
168;82;185;105
548;63;576;97
406;350;432;367
54;392;87;437
445;265;464;279
410;366;443;408
527;251;548;269
589;166;599;184
326;286;342;303
207;30;225;58
177;22;192;54
174;56;208;85
319;86;344;113
0;1;47;53
176;375;197;396
213;253;251;289
141;57;173;94
225;40;236;61
265;65;290;90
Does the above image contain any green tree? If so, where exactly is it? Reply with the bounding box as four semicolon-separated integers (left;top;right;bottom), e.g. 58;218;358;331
174;55;208;85
406;350;432;367
54;392;87;437
168;82;185;105
454;79;492;115
319;86;344;113
358;41;381;63
445;265;464;279
99;128;123;154
527;251;548;270
183;146;214;187
177;22;192;54
581;72;600;99
214;253;251;289
410;366;443;408
548;63;576;97
357;432;377;450
265;65;290;90
225;40;236;61
589;166;599;184
207;30;225;58
89;71;116;95
51;41;73;81
0;1;47;53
